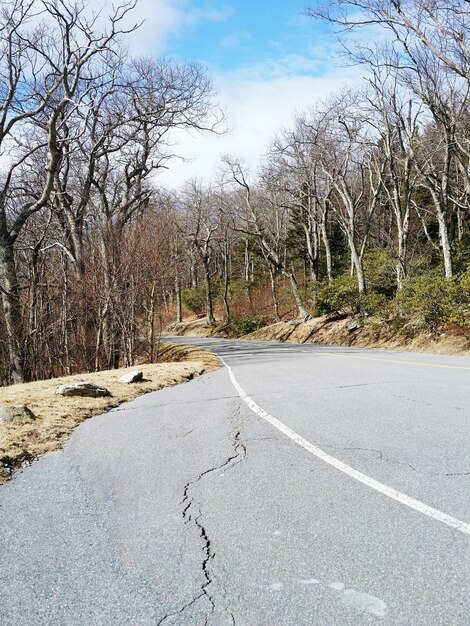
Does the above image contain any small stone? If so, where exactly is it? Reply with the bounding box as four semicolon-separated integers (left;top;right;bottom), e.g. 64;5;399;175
347;320;361;332
56;382;111;398
119;370;143;384
0;405;37;423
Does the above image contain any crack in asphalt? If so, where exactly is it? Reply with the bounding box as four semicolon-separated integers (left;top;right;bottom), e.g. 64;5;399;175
246;436;283;442
319;443;470;479
442;472;470;477
319;443;418;472
317;381;393;390
157;403;246;625
175;427;197;440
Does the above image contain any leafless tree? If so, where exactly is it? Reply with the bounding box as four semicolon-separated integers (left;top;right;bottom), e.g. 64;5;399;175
223;157;309;318
179;181;220;325
0;0;138;381
364;62;422;287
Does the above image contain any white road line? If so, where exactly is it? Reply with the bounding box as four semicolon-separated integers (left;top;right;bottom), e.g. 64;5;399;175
220;358;470;537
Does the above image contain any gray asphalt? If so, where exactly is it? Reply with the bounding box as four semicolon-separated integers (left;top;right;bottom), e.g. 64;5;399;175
1;337;470;625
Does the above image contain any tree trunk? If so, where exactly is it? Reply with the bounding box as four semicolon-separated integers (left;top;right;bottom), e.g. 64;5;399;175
269;267;280;321
348;239;366;294
190;253;198;287
61;256;71;376
320;221;333;283
244;239;250;282
147;282;157;362
285;270;308;319
0;240;24;383
175;273;182;323
203;263;215;325
222;243;230;323
396;229;407;290
437;212;453;277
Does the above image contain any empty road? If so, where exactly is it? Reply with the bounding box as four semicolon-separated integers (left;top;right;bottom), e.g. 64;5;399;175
1;338;470;625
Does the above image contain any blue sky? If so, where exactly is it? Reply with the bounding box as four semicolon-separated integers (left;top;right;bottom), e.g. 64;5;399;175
120;0;360;185
163;0;330;73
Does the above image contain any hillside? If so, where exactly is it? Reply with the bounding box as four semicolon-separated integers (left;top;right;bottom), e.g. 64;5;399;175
169;316;470;357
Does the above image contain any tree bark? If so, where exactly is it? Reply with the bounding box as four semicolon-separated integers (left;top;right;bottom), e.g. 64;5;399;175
348;237;366;294
269;267;280;321
437;212;453;277
222;241;230;323
175;273;182;324
203;262;215;325
285;270;308;318
0;239;24;383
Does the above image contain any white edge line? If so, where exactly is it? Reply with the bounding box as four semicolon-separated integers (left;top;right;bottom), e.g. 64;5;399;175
219;357;470;537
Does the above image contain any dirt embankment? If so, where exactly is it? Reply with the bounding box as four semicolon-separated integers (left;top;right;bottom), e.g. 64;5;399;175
168;318;239;338
0;343;220;484
169;316;470;357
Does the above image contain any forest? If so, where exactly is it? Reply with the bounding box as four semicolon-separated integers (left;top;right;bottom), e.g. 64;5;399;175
1;0;470;384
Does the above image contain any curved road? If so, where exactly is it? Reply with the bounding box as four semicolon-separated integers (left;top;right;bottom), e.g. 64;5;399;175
1;338;470;625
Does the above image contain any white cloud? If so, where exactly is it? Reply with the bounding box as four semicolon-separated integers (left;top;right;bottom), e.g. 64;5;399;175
156;58;364;187
122;0;183;55
85;2;364;188
120;0;232;56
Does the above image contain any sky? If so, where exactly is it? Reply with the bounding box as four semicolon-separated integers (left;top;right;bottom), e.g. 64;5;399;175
118;0;363;186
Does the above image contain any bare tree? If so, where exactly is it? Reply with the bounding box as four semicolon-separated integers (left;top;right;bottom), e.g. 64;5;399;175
223;157;309;319
180;181;220;325
0;0;137;382
305;94;384;294
307;0;470;81
364;62;422;287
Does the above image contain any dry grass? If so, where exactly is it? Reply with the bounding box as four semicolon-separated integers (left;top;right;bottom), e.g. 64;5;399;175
168;318;237;338
0;343;220;484
157;341;222;365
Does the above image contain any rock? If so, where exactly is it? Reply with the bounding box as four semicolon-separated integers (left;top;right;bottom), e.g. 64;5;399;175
0;405;37;423
119;370;143;384
56;382;111;398
347;320;362;332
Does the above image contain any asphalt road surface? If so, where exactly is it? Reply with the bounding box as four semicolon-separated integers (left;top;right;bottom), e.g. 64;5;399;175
1;337;470;625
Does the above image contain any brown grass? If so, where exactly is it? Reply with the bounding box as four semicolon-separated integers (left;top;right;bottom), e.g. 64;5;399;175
0;343;220;484
168;318;238;338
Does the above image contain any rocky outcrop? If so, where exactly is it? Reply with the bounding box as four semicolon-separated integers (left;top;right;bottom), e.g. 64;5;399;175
56;382;111;398
0;405;36;423
119;370;143;383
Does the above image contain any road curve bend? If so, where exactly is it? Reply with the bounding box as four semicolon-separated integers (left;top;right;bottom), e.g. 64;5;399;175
1;337;469;625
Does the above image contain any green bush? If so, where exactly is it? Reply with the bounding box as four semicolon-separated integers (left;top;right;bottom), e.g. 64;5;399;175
446;268;470;325
359;292;389;316
229;279;252;304
364;249;396;295
394;272;470;329
316;276;360;315
181;285;206;316
231;315;265;336
452;236;470;273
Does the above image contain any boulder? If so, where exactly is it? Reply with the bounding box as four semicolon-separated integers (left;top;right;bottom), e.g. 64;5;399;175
0;405;37;423
56;382;111;398
347;320;362;333
119;370;143;384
